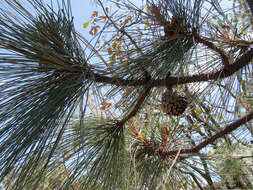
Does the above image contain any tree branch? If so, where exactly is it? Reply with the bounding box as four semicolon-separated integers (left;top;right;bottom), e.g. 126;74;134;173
120;85;152;125
194;34;229;66
193;111;253;152
111;84;152;134
89;47;253;87
145;111;253;157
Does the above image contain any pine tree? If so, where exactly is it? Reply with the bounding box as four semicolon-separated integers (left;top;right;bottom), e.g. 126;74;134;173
0;0;253;189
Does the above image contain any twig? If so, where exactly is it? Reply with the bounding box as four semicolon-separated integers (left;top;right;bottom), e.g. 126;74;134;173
97;0;151;79
194;33;230;66
231;155;253;159
162;147;182;190
75;31;108;67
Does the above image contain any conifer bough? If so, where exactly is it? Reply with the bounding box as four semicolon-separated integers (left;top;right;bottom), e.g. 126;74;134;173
0;0;253;189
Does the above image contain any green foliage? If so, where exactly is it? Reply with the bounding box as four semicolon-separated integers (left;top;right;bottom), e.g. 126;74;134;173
66;117;130;189
0;0;91;187
214;144;253;189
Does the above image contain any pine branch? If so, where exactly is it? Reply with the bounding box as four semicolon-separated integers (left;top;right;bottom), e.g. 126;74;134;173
90;47;253;87
120;85;152;124
193;111;253;152
61;117;129;189
1;0;253;188
0;0;90;185
194;34;229;66
139;111;253;157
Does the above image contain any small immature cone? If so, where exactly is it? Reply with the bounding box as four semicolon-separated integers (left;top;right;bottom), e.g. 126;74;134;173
161;126;169;149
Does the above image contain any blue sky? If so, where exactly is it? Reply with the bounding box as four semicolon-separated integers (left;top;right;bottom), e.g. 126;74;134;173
71;1;98;38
